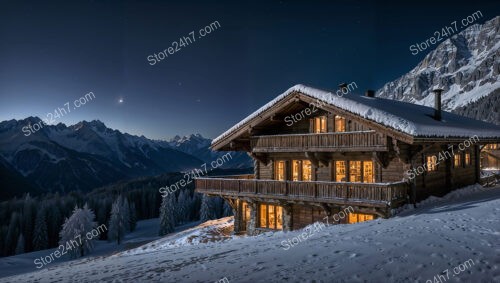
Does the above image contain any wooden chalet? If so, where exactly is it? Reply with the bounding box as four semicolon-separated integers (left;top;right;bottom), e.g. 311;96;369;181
195;84;500;235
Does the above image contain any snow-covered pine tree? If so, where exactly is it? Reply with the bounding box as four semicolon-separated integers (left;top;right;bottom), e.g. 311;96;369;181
33;208;49;250
159;195;176;236
108;196;128;244
200;194;217;222
176;190;190;224
15;234;24;255
5;212;21;255
59;204;97;258
122;197;131;232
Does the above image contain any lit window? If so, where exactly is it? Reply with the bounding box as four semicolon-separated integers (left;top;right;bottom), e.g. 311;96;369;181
313;116;327;133
426;156;438;172
259;205;267;228
363;161;374;183
349;161;362;182
292;160;312;181
302;160;312;181
292;160;301;181
259;204;283;230
275;161;285;181
348;213;374;224
334;115;346;132
465;152;471;166
454;154;462;168
335;161;346;182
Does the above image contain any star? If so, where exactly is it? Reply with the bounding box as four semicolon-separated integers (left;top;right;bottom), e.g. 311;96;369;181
118;98;124;103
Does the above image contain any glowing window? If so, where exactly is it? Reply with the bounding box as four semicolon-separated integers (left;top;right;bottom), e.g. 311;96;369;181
349;161;362;182
454;154;462;168
335;161;346;182
465;152;471;166
363;161;374;183
334;115;346;132
259;204;283;230
275;161;286;181
426;156;438;172
302;160;312;181
313;116;327;133
348;213;375;224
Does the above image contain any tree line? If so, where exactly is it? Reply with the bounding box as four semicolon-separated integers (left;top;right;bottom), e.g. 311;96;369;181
0;172;231;258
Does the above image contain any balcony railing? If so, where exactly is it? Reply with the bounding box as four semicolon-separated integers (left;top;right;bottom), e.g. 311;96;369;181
195;178;408;207
250;131;387;152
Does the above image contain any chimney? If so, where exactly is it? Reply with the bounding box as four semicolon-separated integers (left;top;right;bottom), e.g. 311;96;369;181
338;83;348;92
432;88;443;121
365;90;375;97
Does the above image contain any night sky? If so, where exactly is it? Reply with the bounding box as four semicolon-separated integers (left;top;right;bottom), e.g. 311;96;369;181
0;0;498;139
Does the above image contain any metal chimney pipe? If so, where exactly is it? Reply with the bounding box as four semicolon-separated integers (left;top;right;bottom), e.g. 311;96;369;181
432;88;443;121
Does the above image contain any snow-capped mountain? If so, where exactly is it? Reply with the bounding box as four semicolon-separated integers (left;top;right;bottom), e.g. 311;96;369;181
377;16;499;125
0;118;203;195
168;134;253;169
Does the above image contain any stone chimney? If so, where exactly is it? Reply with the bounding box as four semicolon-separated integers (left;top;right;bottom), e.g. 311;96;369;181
432;88;444;121
365;90;375;97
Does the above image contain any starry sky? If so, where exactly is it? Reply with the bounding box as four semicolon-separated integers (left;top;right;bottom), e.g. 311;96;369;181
0;0;498;140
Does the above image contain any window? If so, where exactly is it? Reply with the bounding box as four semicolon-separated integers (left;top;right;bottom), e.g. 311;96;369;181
363;161;374;183
465;152;471;166
348;213;374;224
292;160;312;181
259;205;267;228
335;161;346;182
349;161;362;182
454;153;462;168
259;204;283;229
242;202;251;230
292;160;300;181
313;116;327;133
302;160;312;181
275;161;286;181
334;115;346;132
426;155;438;172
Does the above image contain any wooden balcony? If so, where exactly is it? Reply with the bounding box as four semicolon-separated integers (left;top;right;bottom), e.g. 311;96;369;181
250;131;388;153
195;178;408;208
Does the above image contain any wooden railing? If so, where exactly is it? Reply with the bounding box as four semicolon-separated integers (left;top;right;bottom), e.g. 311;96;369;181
195;178;408;206
250;131;387;152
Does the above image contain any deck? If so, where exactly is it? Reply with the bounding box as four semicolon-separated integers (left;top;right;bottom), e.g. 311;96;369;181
250;131;388;152
195;177;409;208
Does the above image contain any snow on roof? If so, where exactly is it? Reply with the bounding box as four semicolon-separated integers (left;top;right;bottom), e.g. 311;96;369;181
212;84;500;146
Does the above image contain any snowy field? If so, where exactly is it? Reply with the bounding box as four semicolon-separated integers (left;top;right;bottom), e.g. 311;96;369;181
1;184;499;283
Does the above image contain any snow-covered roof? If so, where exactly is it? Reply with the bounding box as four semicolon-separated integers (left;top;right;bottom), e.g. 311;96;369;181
212;84;500;146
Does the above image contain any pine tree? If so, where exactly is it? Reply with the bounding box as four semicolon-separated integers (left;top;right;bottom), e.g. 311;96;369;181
33;208;49;250
159;195;176;236
59;204;97;258
5;212;21;255
15;234;25;255
22;194;36;252
177;190;190;224
200;195;217;222
129;202;137;232
108;196;128;244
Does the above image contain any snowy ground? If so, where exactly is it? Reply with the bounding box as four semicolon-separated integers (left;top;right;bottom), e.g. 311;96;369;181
1;184;499;283
0;218;200;279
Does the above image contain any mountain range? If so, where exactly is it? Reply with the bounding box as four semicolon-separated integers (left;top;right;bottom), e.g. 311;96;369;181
377;16;499;125
0;118;252;199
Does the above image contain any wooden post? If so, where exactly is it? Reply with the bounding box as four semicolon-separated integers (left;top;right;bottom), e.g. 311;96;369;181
247;201;258;235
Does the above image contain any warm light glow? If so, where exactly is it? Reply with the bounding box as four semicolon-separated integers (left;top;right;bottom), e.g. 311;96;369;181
348;213;374;223
349;161;362;182
454;153;462;167
275;161;286;180
334;115;346;132
302;160;312;181
363;161;374;183
292;160;300;181
465;152;471;166
259;204;283;230
335;161;346;182
427;155;438;171
314;116;327;133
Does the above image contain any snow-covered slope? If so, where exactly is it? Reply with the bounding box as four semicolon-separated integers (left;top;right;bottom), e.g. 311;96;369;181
3;184;498;282
377;16;499;125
